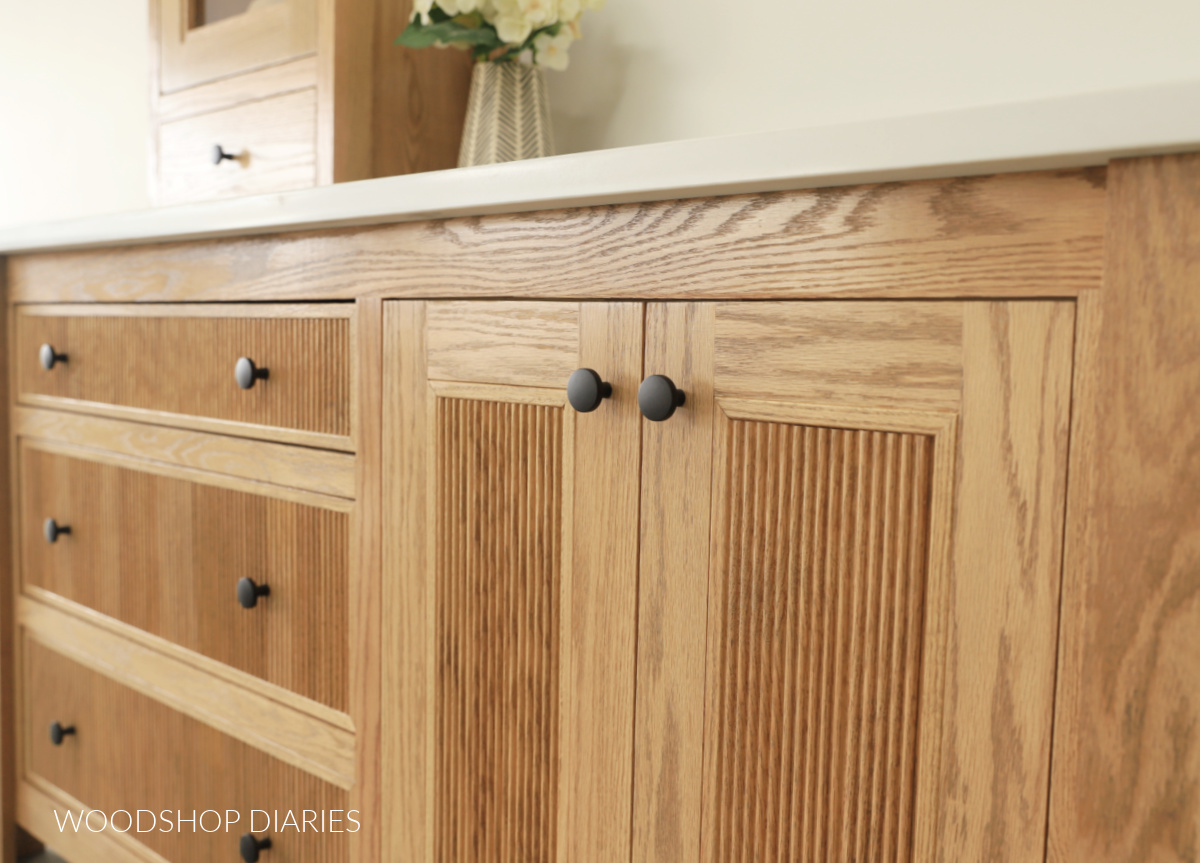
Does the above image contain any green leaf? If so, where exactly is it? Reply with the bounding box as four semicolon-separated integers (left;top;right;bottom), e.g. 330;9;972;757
396;18;504;51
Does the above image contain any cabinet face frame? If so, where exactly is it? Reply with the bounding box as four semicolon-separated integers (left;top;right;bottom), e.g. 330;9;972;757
158;0;318;93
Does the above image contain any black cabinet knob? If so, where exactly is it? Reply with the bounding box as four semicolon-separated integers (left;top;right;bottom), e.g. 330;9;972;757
240;833;272;862
235;357;269;389
49;721;76;746
213;144;238;165
44;518;71;544
237;577;270;609
638;374;686;422
39;343;67;370
567;368;612;413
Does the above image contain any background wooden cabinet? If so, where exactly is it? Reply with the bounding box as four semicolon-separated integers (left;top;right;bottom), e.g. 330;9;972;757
382;298;1075;863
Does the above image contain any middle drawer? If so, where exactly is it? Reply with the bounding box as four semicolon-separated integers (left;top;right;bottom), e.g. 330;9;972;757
21;444;349;712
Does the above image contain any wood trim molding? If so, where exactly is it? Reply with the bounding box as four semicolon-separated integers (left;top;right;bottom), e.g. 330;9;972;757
7;169;1106;304
157;54;318;124
14;407;354;499
19;779;169;863
19;595;355;790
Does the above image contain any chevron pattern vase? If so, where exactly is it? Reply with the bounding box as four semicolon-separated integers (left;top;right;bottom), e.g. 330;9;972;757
458;62;556;168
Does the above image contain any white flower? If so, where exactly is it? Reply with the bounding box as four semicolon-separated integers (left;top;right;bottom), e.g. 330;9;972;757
489;0;558;44
438;0;482;14
533;27;573;70
412;0;435;24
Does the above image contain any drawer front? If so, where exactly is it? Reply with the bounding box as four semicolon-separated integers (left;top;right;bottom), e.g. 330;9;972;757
25;640;350;863
22;447;349;711
16;305;352;445
158;89;317;205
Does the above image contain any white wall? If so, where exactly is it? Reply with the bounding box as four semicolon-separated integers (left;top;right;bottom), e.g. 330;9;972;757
2;0;1200;230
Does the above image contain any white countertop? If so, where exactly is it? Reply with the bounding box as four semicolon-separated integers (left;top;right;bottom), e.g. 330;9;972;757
3;78;1200;255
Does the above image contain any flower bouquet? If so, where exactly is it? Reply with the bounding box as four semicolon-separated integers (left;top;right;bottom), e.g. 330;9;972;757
397;0;605;166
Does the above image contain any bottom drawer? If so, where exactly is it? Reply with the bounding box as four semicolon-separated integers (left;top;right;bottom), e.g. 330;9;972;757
24;639;350;863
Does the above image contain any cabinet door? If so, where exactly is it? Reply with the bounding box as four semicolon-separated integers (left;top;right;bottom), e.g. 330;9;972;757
634;301;1074;863
382;301;643;863
158;0;318;93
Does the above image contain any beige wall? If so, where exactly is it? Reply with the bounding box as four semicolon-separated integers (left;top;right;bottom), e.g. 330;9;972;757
2;0;1200;230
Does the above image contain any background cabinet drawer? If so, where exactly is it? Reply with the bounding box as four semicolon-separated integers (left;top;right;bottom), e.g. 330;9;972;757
16;305;353;447
21;446;350;711
157;89;317;205
24;639;350;863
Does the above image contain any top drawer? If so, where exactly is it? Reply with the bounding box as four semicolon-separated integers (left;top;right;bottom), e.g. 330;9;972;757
16;305;353;449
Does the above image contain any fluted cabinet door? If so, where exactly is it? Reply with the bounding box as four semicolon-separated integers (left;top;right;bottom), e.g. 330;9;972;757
381;301;643;863
633;301;1076;863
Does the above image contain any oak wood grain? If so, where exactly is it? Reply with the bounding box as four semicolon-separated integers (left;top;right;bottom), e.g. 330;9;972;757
6;169;1105;304
0;263;15;862
24;639;349;863
349;298;383;863
426;301;580;389
714;301;964;411
926;301;1074;863
15;304;353;446
315;0;373;184
14;407;354;499
158;88;318;206
19;780;168;863
20;444;350;710
633;302;715;863
20;596;355;789
382;301;428;863
1048;154;1200;863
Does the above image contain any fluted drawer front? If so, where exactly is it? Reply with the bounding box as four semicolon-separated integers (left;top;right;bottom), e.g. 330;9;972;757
435;396;563;863
17;305;352;444
22;446;349;711
25;640;349;863
703;419;934;863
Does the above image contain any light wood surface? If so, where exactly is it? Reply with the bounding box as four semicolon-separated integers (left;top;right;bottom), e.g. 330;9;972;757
1048;154;1200;862
381;301;642;863
23;640;349;863
14;407;354;499
315;0;372;185
19;780;168;863
158;88;318;205
158;0;317;93
0;264;16;862
19;444;349;710
349;298;383;863
20;595;355;789
631;300;1072;863
156;54;318;124
15;304;353;445
369;0;470;178
7;170;1105;304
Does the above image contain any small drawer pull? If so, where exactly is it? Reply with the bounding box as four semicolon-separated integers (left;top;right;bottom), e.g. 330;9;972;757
44;518;71;544
212;144;238;165
237;577;270;609
39;343;68;370
240;833;272;862
638;374;687;422
49;721;76;746
235;357;269;390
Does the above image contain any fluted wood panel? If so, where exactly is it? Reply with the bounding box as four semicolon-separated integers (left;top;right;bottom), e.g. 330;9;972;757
22;448;348;711
16;311;351;437
435;397;563;863
703;420;934;863
25;640;349;863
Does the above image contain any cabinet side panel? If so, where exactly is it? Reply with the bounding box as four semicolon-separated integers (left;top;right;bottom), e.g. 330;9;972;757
1049;155;1200;862
1;261;16;860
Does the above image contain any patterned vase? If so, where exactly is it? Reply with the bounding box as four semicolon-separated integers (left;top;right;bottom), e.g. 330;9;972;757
458;62;556;168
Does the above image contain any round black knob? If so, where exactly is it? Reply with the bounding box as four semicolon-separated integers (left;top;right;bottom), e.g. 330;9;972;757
235;357;269;389
49;721;76;746
237;577;270;609
44;518;71;544
39;343;67;370
240;833;272;862
213;144;238;165
567;368;612;413
638;374;687;422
